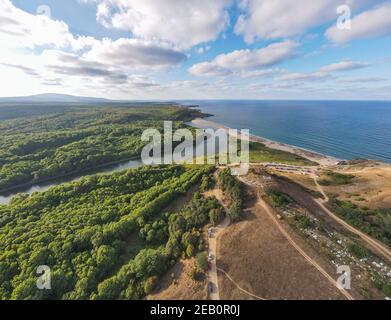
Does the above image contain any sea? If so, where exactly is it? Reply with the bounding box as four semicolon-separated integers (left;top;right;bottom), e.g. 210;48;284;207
180;100;391;163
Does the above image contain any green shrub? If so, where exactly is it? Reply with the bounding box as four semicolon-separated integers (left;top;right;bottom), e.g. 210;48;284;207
266;188;290;207
319;171;355;186
195;252;208;271
349;243;369;259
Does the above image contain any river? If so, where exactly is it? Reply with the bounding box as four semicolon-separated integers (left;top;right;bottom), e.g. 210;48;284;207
0;133;226;205
0;159;143;205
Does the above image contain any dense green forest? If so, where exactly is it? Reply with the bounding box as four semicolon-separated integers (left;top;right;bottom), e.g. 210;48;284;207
217;169;244;221
0;105;203;192
0;164;224;299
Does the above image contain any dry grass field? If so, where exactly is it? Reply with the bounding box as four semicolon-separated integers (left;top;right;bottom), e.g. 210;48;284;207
146;258;207;300
217;186;348;300
325;164;391;209
277;162;391;210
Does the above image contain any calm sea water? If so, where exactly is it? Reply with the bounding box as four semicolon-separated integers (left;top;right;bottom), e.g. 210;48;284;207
182;100;391;163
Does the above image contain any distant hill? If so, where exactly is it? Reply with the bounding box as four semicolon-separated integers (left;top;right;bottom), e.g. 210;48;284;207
0;94;183;121
0;93;114;104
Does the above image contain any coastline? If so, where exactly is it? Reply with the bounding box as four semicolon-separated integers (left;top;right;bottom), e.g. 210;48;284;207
190;117;340;167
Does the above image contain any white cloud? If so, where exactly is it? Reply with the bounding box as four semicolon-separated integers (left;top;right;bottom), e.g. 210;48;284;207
237;69;278;79
0;1;186;70
42;50;130;84
0;0;189;96
319;60;368;72
278;59;368;82
326;3;391;43
84;38;187;69
1;38;186;89
338;77;388;83
188;62;232;77
216;41;298;69
1;0;389;100
85;0;232;49
0;0;95;50
189;40;298;77
278;71;330;82
235;0;355;42
234;0;387;42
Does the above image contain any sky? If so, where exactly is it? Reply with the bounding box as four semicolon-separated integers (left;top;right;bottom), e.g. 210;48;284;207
0;0;391;100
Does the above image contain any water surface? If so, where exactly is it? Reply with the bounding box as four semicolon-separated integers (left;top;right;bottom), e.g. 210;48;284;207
182;100;391;163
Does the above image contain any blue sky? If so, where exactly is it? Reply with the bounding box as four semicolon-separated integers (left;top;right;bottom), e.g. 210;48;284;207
1;0;391;100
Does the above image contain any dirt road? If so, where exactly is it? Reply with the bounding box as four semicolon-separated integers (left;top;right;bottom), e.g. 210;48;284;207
313;176;391;262
208;215;230;300
206;188;230;300
207;187;269;300
239;177;354;300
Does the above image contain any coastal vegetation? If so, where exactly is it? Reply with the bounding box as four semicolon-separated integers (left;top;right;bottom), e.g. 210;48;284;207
248;141;317;166
318;170;355;186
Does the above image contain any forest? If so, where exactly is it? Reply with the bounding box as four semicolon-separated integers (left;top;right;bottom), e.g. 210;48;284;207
0;105;204;192
217;168;245;221
0;103;242;300
0;164;224;299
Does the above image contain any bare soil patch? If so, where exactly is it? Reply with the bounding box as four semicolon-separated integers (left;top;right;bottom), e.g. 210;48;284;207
146;258;207;300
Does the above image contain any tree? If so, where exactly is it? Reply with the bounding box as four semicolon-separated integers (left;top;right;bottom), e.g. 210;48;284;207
195;252;208;271
144;276;158;294
200;174;214;192
97;278;121;300
229;201;243;222
186;244;195;257
209;208;225;226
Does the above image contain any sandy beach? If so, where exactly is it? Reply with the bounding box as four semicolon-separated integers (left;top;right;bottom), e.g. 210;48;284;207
190;118;340;167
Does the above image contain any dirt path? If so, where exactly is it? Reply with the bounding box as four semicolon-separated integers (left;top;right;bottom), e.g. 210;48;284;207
239;177;354;300
313;176;391;262
216;267;266;300
207;187;270;300
206;188;230;300
313;177;329;201
257;194;354;300
208;215;230;300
